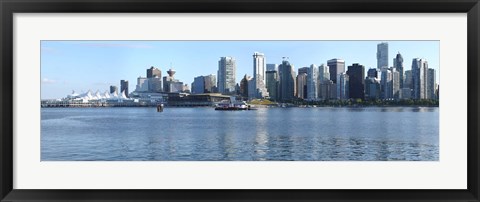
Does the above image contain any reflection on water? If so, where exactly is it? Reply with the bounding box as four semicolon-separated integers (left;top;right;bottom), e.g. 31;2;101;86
41;107;439;161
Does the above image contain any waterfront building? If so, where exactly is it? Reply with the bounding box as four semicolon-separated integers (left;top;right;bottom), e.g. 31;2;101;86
148;76;162;92
253;52;269;98
381;68;392;99
404;70;413;89
136;76;149;92
367;68;379;78
266;69;279;101
147;66;161;78
120;80;129;98
401;88;413;99
192;76;205;94
365;77;381;100
327;58;345;84
318;64;330;82
392;68;400;99
217;56;236;94
248;78;256;100
240;75;251;98
203;74;217;93
337;73;349;100
307;64;318;100
393;52;404;88
318;64;330;99
320;80;334;100
297;70;307;99
346;63;365;100
412;58;428;99
377;42;389;70
427;68;436;99
278;58;296;101
110;85;117;94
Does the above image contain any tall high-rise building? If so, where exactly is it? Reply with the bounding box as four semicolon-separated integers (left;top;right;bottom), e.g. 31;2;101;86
240;74;251;98
367;68;379;78
377;42;389;70
393;52;404;88
278;58;296;101
381;69;392;99
109;85;118;94
204;74;217;93
404;70;413;89
337;73;349;100
217;56;236;94
297;70;307;99
318;64;330;83
427;68;436;99
392;68;400;99
147;66;161;78
253;52;269;98
320;80;334;100
136;76;149;92
346;63;365;100
365;77;381;100
307;64;318;100
146;66;162;92
412;58;428;99
192;76;205;94
266;69;279;101
120;80;129;98
327;58;345;84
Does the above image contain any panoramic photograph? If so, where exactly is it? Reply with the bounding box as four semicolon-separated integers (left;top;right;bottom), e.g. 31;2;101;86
40;40;439;161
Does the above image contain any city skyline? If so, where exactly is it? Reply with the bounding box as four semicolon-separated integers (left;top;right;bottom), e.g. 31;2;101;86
41;40;439;99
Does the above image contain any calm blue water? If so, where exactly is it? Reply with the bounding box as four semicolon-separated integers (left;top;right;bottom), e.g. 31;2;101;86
41;107;439;161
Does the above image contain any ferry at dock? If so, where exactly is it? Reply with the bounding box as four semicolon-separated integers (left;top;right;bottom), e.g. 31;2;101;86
215;97;253;110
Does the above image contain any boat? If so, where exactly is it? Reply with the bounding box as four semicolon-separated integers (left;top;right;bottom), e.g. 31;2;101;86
215;97;253;110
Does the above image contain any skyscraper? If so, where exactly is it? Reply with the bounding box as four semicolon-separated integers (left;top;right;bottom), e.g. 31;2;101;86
146;66;162;92
427;68;436;99
367;68;379;78
109;85;118;94
377;42;388;70
203;74;217;93
318;64;330;83
327;58;345;84
192;76;205;94
393;52;404;88
266;69;279;101
404;70;413;89
412;58;428;99
136;76;149;92
392;68;400;99
240;74;251;98
253;52;269;98
365;77;380;100
217;57;236;94
337;73;349;100
147;66;161;78
278;58;295;101
307;64;318;100
120;80;129;98
346;63;365;100
381;69;392;99
297;69;307;99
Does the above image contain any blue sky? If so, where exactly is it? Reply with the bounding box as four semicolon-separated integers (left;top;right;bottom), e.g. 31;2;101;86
41;40;439;99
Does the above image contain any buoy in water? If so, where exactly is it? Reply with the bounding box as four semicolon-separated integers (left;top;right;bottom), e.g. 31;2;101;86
157;104;164;112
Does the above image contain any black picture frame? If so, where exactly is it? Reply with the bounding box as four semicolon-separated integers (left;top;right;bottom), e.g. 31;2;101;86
1;0;479;201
